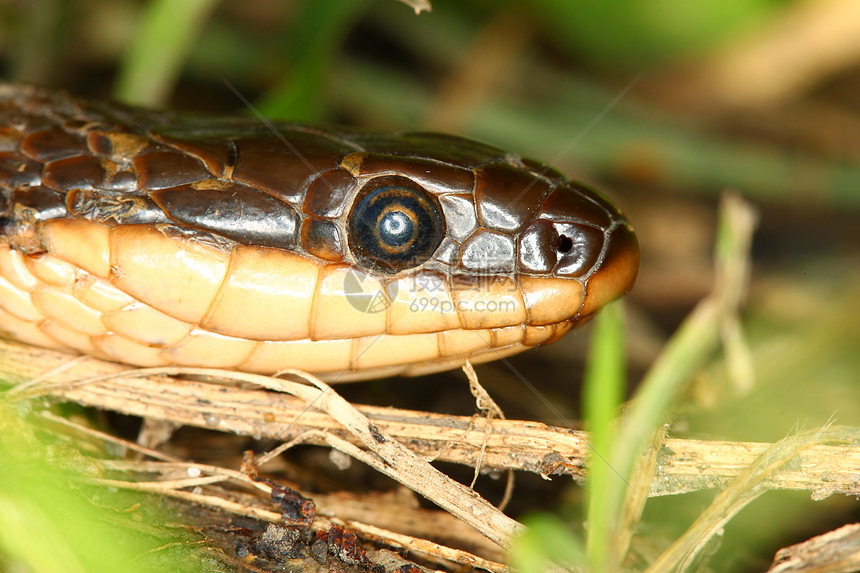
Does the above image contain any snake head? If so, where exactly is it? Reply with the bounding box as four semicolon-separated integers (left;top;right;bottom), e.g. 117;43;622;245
0;86;638;379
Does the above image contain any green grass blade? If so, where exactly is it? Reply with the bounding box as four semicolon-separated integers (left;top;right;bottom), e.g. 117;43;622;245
582;302;627;571
0;399;206;572
255;0;371;121
602;194;757;566
113;0;219;107
510;514;586;573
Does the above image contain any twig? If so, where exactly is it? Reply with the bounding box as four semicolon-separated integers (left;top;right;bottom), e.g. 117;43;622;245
2;338;858;500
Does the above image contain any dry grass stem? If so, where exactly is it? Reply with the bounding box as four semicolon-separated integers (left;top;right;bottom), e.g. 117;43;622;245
5;352;523;548
648;426;860;572
2;338;859;502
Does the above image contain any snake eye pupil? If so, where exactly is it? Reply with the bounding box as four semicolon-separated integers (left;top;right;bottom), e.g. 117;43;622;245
348;177;445;273
380;210;414;246
557;234;574;253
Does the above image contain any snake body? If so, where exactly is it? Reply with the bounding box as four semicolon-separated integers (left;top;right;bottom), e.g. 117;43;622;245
0;84;638;381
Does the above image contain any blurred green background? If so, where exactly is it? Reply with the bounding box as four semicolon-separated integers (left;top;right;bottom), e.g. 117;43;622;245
1;0;859;571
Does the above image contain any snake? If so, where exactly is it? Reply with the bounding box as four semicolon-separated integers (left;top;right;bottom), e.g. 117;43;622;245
0;84;638;382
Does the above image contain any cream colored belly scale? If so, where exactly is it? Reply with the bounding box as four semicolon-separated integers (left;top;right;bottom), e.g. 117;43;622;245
0;219;586;382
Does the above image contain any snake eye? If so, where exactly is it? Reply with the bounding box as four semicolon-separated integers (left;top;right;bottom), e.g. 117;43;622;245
348;176;445;273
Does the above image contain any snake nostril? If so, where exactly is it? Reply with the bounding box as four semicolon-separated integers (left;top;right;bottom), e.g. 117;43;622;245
557;234;573;254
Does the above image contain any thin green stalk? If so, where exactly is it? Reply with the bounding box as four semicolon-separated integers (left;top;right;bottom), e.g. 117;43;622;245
255;0;371;121
582;302;627;572
510;514;586;573
599;194;756;568
114;0;219;107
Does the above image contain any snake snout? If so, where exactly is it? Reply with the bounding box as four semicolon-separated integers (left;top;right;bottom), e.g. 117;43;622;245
517;179;638;328
579;221;639;319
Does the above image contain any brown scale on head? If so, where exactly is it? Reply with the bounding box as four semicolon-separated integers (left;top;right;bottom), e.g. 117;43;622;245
0;84;638;381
